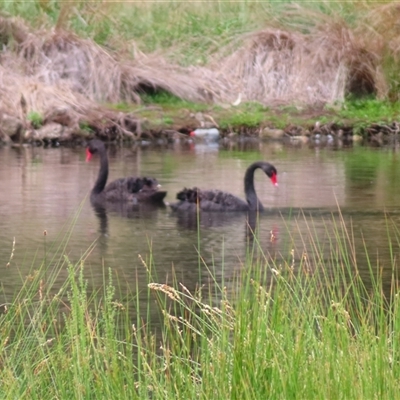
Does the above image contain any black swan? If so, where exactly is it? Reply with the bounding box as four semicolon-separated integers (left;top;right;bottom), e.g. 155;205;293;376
170;161;277;212
86;139;167;205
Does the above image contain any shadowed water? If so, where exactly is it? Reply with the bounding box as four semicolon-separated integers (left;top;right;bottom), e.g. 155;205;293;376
1;140;400;312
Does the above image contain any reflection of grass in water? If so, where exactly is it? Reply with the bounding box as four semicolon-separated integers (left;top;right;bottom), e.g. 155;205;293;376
2;209;400;398
344;148;400;201
344;148;381;187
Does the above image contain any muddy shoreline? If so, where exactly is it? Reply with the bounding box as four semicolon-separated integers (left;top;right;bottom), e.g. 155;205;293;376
0;107;398;148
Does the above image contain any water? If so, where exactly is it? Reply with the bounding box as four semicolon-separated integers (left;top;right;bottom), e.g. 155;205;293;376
1;140;400;310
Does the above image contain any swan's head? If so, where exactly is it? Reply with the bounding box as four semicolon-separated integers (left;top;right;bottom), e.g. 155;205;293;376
86;139;104;162
264;164;278;187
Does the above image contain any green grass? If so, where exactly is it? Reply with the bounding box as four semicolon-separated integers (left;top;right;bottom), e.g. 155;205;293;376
140;91;208;112
113;94;400;135
2;1;272;65
218;102;269;130
334;97;400;134
2;211;400;398
123;93;400;135
1;1;392;66
27;111;44;129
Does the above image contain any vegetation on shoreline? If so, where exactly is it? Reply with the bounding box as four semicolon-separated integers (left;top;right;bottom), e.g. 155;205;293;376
2;213;400;398
0;1;400;144
133;93;400;138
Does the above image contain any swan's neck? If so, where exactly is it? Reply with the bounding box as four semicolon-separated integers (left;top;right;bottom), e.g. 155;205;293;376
244;163;264;211
92;150;108;195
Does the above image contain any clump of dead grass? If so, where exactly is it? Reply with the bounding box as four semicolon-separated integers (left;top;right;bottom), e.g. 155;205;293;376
215;4;385;105
0;3;399;141
0;16;220;140
0;19;143;139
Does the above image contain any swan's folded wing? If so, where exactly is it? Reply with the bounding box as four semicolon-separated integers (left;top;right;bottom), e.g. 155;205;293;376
199;190;248;211
176;188;200;202
106;177;160;194
173;188;248;211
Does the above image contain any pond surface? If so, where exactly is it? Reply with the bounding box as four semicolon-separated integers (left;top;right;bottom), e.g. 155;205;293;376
1;140;400;318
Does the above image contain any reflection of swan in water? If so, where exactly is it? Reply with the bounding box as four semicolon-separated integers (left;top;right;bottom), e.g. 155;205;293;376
170;161;277;212
92;202;166;233
246;211;261;243
175;210;248;230
89;201;168;263
94;200;166;220
86;139;167;208
174;209;268;245
93;204;109;236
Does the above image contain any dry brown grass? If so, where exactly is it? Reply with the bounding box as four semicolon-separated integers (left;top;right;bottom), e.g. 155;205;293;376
215;4;386;105
0;15;226;139
0;3;399;140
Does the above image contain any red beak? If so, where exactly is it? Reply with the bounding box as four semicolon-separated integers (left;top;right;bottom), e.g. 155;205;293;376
270;173;278;187
86;148;92;162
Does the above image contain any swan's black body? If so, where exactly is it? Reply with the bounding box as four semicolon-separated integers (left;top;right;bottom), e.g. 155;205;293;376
170;161;277;212
86;139;167;206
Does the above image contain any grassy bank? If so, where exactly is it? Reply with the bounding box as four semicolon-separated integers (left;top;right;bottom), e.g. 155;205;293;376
0;1;400;143
2;214;400;398
128;92;400;139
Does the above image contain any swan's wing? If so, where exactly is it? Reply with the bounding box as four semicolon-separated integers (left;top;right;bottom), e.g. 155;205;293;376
103;178;130;201
104;177;163;202
199;190;248;211
174;188;248;211
123;177;160;193
176;187;199;202
106;177;160;193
